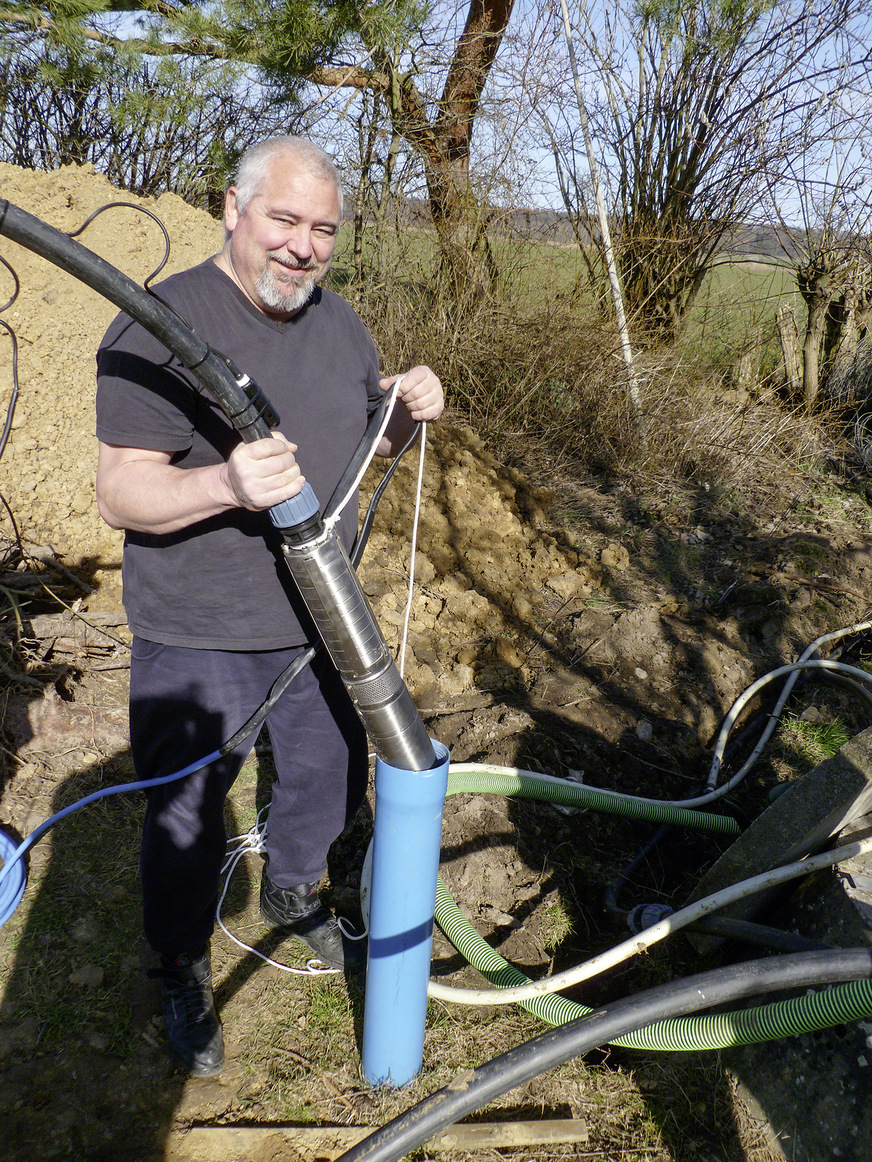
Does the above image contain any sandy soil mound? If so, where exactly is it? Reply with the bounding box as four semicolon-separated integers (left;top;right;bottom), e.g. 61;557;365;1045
0;161;224;598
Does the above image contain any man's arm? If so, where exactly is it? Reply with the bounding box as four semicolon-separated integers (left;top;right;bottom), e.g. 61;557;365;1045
376;365;444;457
96;434;305;534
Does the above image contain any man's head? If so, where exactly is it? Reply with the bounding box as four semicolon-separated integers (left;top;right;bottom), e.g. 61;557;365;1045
219;137;344;319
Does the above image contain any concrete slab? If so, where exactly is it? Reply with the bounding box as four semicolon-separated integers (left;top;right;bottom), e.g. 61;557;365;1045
689;725;872;937
688;728;872;1161
722;824;872;1162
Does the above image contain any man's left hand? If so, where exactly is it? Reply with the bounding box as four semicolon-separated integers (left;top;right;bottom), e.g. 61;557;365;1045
380;365;444;423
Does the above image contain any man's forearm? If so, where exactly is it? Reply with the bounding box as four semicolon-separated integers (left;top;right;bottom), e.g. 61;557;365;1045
97;458;238;535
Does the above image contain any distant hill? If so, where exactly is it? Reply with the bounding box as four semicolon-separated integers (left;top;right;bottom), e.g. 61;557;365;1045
349;196;808;262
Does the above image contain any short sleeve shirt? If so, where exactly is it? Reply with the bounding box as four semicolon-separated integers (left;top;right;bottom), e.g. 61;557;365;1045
96;259;382;649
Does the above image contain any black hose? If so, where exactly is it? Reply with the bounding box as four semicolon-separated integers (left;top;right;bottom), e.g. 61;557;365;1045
337;949;872;1162
603;825;670;919
0;199;274;441
688;915;833;953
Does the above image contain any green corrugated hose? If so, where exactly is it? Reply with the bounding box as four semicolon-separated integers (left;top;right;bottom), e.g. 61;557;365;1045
446;768;740;834
435;768;872;1048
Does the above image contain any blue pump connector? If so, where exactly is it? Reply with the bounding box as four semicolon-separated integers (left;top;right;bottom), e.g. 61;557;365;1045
268;481;321;529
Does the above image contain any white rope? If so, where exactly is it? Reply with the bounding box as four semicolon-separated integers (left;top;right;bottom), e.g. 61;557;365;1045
323;376;403;529
399;420;427;679
216;803;340;975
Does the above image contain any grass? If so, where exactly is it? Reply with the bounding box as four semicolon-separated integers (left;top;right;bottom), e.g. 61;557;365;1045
776;713;850;767
0;757;144;1054
682;257;797;380
583;591;629;612
540;899;575;952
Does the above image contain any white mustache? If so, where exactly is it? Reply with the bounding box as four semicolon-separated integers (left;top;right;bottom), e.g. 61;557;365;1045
269;253;318;273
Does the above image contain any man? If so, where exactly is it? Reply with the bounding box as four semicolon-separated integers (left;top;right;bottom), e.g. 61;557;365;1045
95;136;444;1077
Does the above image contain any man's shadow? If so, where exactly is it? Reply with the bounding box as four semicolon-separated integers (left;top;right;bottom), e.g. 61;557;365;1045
0;741;188;1161
0;693;375;1161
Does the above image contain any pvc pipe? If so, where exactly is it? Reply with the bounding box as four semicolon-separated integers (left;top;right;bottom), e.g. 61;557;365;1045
362;741;450;1086
428;835;872;1007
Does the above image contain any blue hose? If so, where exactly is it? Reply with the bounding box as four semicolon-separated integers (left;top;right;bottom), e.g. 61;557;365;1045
0;829;25;925
0;749;221;928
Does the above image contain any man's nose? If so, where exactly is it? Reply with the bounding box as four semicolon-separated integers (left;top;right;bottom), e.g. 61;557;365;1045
284;226;314;259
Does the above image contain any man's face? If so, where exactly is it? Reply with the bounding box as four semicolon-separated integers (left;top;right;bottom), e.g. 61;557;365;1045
223;156;341;319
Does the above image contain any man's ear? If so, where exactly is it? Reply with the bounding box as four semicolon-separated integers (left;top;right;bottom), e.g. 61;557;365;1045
224;188;239;232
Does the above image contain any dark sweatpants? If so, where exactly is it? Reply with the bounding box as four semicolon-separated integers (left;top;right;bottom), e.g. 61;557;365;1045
129;638;368;959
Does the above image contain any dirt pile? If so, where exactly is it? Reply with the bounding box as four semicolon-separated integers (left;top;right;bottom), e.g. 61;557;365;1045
0;161;224;595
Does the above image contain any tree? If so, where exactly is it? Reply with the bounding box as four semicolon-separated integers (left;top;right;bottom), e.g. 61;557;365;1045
0;26;306;206
542;0;872;344
1;0;519;286
770;98;872;408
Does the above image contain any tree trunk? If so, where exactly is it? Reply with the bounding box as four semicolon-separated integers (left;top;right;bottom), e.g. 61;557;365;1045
776;302;802;397
350;0;515;292
802;296;829;408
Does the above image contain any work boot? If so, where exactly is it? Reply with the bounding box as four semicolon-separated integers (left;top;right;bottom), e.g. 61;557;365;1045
150;949;224;1076
260;874;366;973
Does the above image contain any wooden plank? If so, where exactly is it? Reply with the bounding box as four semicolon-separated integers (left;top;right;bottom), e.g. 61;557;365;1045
168;1118;589;1161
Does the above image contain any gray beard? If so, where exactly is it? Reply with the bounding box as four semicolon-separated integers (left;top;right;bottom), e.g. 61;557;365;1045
255;261;317;314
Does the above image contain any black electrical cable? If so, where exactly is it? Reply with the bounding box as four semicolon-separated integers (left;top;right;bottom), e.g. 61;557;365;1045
0;253;21;461
337;949;872;1162
351;424;423;567
0;252;18;313
324;390;392;521
219;646;318;755
688;915;833;953
816;670;872;711
66;202;171;289
0;317;19;462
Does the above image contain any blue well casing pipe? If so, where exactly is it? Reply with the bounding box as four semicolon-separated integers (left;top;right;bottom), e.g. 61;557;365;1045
362;741;450;1086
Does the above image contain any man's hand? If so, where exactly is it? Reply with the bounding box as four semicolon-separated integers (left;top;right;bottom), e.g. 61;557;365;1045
377;365;444;456
380;365;444;423
222;432;305;511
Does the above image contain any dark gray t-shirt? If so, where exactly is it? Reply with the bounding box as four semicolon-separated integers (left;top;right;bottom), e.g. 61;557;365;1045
96;259;382;649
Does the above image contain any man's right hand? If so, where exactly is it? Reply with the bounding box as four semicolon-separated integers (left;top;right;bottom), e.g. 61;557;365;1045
222;433;305;511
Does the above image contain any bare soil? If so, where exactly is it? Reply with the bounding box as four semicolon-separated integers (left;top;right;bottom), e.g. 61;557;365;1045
2;161;872;1162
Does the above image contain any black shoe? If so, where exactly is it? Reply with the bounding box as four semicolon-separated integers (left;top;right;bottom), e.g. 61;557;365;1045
149;949;224;1076
260;875;366;973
